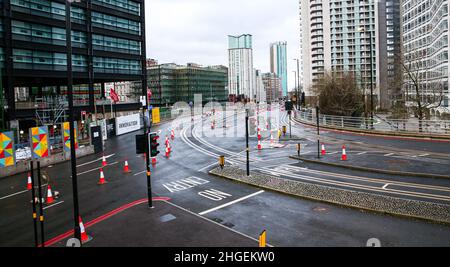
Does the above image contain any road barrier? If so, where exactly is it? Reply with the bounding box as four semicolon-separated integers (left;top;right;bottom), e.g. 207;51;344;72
295;109;450;136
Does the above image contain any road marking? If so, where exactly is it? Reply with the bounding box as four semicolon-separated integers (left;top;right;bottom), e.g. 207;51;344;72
384;153;394;157
328;152;338;155
418;154;430;157
0;184;48;201
382;184;390;190
357;152;368;155
198;189;232;201
163;177;210;193
44;201;65;210
77;162;118;176
77;154;115;168
133;170;146;176
198;161;219;172
198;190;264;215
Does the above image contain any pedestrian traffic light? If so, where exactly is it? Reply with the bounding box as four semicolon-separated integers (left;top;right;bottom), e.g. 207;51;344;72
149;132;160;157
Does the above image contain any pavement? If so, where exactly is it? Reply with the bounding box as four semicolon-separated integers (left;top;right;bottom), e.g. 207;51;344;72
50;198;259;247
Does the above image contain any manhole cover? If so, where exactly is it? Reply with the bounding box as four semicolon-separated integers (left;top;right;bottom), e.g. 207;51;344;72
159;214;176;223
313;207;329;213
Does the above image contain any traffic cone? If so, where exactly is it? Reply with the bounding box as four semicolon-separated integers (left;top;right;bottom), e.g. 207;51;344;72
165;146;170;158
151;157;157;165
98;168;107;185
165;137;169;146
167;141;171;154
79;216;89;243
102;155;107;167
123;161;131;173
258;140;262;151
342;146;348;161
171;130;175;140
270;133;274;145
211;120;215;130
321;144;326;155
46;185;54;204
257;128;261;141
27;173;32;190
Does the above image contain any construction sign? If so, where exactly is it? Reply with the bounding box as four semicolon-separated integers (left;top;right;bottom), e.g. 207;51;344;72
63;122;78;152
152;107;161;124
0;131;15;168
30;126;50;159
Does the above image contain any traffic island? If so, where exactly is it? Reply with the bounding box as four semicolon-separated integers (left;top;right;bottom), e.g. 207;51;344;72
209;166;450;225
290;154;450;180
49;198;259;247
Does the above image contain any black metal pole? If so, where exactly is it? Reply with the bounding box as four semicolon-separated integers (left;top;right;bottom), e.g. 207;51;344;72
245;109;250;176
147;132;152;208
316;106;320;159
30;161;38;247
36;161;45;247
369;30;374;129
289;112;292;138
66;1;81;243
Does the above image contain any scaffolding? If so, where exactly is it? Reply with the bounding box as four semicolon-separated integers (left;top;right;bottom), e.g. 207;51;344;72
35;95;68;127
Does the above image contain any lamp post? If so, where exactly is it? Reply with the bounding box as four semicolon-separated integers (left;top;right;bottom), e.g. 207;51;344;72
358;26;374;129
292;70;297;104
293;59;300;109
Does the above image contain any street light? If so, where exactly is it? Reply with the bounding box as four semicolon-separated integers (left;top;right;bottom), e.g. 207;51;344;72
358;26;374;129
293;59;300;109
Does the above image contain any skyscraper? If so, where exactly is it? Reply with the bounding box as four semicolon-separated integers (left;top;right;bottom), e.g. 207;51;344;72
270;42;288;97
402;0;449;109
299;0;399;109
228;34;254;100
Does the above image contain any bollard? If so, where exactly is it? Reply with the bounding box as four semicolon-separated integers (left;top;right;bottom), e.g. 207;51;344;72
282;126;287;136
297;143;301;157
219;156;225;169
259;230;267;248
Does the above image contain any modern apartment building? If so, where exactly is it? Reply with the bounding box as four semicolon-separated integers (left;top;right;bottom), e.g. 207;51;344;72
270;41;288;97
402;0;449;109
228;34;254;100
0;0;147;131
300;0;400;109
262;72;282;103
254;69;266;103
148;63;228;106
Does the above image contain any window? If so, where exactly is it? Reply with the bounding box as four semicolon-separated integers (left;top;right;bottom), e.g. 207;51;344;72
92;0;140;15
92;11;141;35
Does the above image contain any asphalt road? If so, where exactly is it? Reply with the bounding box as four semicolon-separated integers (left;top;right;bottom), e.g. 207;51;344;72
1;106;450;247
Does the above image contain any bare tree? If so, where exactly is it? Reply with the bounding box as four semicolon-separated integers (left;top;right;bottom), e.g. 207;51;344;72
313;71;364;117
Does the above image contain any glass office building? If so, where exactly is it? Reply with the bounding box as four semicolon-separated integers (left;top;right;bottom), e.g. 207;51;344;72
270;41;288;97
0;0;147;130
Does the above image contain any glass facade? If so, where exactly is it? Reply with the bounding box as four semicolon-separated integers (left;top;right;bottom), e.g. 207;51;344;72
92;34;141;55
93;57;141;75
92;11;141;35
92;0;140;15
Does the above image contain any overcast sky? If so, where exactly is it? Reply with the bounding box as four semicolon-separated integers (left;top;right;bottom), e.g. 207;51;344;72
146;0;300;91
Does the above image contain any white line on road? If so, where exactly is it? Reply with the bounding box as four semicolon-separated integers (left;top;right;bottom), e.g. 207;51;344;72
357;152;368;155
384;153;394;157
198;190;265;216
328;152;338;155
77;162;118;176
44;201;65;210
77;154;115;168
382;184;390;190
418;154;430;157
133;170;146;176
198;161;219;172
0;184;48;201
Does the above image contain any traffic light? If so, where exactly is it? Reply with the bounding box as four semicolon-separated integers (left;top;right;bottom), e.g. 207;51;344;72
149;132;160;157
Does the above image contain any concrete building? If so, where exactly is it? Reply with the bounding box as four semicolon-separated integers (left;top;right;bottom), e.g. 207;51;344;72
270;41;288;97
228;34;254;100
402;0;449;110
299;0;400;109
262;73;282;103
254;69;266;103
148;63;228;106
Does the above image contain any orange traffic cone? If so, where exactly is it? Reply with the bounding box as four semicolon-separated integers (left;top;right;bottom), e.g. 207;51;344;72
257;128;261;141
79;216;90;243
211;121;215;130
165;137;169;146
342;146;348;161
165;146;170;158
102;155;107;167
258;140;262;151
151;157;157;165
46;185;54;204
171;130;175;140
123;161;131;173
321;144;326;155
98;168;107;185
27;173;32;190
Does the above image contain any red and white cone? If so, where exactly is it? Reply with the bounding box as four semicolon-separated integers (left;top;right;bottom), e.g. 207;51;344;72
270;133;274;145
98;168;107;185
123;161;131;173
27;173;32;190
151;157;157;165
211;120;215;130
171;130;175;140
79;216;90;243
321;144;326;156
46;185;54;204
165;137;169;146
165;146;170;158
342;146;348;161
102;155;107;167
257;128;261;141
258;140;262;151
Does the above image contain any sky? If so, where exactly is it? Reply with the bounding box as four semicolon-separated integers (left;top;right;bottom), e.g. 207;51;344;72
146;0;300;91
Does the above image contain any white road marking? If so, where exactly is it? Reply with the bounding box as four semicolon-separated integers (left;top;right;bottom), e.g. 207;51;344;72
77;154;115;168
0;184;48;201
384;153;394;157
382;184;390;190
418;154;430;157
77;162;118;176
133;170;146;176
328;152;338;155
357;152;368;155
198;161;219;172
44;201;65;210
198;190;265;215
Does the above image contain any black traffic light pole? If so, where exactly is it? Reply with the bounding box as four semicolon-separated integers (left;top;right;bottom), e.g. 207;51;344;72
147;132;152;208
316;106;320;159
29;161;38;247
245;109;250;176
36;161;45;247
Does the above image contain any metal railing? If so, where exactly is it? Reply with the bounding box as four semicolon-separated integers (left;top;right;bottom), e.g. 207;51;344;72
294;109;450;136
